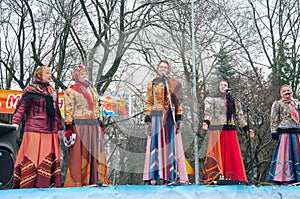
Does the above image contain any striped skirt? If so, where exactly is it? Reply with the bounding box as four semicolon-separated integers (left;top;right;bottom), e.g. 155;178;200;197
143;112;188;183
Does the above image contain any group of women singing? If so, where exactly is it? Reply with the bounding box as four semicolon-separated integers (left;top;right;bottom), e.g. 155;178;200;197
10;60;300;188
201;80;300;184
11;65;109;188
143;60;300;185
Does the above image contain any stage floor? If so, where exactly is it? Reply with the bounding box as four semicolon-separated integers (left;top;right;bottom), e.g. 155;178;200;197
1;184;300;199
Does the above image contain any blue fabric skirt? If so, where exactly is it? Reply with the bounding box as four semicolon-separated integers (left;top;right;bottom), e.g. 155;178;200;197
268;133;300;183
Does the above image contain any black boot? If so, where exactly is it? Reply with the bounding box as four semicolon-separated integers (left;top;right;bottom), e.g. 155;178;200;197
144;181;151;185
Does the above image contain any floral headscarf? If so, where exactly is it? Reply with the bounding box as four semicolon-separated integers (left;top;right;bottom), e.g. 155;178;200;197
33;65;51;82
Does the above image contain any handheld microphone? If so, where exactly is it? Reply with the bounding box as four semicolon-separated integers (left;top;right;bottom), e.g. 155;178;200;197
224;88;232;92
84;78;92;85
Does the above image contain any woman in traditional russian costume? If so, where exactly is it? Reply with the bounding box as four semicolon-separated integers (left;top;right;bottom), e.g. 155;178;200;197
63;65;110;187
143;60;188;185
202;78;250;183
12;66;63;188
268;84;300;184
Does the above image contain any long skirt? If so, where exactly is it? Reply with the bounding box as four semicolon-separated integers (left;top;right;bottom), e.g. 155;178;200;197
202;129;247;182
143;112;188;183
268;133;300;183
64;120;110;187
13;132;62;188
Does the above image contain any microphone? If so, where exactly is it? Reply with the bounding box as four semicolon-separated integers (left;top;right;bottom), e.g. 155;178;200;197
284;91;292;96
84;78;92;85
224;88;232;92
98;76;113;83
161;71;168;80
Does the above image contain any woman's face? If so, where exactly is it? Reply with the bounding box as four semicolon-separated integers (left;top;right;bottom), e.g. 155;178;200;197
77;71;89;83
157;62;169;77
280;86;293;99
42;69;52;84
219;80;229;93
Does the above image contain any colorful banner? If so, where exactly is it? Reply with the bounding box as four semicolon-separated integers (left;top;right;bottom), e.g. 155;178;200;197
0;90;131;117
99;94;131;116
0;90;64;114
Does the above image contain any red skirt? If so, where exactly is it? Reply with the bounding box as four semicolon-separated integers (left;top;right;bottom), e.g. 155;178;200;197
202;129;247;182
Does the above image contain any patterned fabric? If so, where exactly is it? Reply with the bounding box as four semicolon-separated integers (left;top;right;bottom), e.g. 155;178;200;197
24;81;55;95
202;96;248;182
204;96;247;127
145;77;182;118
64;85;99;124
13;132;61;188
72;65;88;82
12;82;62;133
143;113;188;183
268;134;300;183
270;100;300;133
33;65;51;82
70;83;94;111
143;77;188;183
268;99;300;183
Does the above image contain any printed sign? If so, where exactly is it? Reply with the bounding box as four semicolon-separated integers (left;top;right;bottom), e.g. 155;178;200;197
0;90;64;114
0;90;131;117
99;94;131;116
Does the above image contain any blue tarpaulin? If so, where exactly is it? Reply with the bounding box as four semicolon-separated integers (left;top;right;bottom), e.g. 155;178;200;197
1;185;300;199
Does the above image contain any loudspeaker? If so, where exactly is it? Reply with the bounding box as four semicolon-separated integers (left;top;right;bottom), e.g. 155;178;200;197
0;123;16;189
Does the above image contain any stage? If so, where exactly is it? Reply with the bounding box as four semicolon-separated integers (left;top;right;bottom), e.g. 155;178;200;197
1;184;300;199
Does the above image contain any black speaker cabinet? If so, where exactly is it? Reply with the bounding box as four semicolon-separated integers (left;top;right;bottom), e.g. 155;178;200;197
0;123;16;189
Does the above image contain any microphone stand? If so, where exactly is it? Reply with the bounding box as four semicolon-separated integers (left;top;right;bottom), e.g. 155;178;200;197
88;84;103;187
163;75;179;185
96;99;106;187
291;96;300;126
228;91;260;185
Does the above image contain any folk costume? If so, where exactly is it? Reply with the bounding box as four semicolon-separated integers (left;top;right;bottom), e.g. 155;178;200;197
202;91;248;182
268;93;300;183
143;74;188;184
12;66;63;188
63;65;110;187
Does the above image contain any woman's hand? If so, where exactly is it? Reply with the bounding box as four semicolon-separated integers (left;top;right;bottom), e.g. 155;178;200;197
145;122;152;136
202;123;208;131
12;124;19;130
247;129;255;138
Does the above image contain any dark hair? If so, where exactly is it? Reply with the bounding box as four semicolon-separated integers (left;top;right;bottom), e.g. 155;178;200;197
220;79;236;123
226;91;236;123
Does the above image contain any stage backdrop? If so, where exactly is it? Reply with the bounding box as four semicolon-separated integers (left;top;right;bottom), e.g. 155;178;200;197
0;90;131;117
